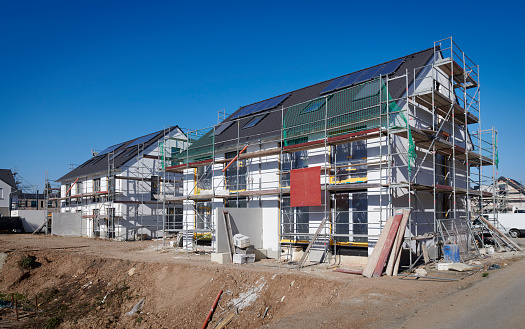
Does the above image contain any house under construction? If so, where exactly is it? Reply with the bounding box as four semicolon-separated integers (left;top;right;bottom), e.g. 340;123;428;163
53;127;187;240
160;37;499;265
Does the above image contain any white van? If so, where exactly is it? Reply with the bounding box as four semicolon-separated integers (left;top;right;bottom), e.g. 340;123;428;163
495;208;525;238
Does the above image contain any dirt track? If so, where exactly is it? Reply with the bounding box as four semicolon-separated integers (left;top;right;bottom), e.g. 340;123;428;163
0;235;523;328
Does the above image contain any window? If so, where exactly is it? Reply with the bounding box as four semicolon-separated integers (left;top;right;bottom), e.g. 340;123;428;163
330;141;367;184
31;201;37;208
166;207;183;230
77;181;83;195
93;179;101;202
224;151;247;191
333;192;368;243
64;184;71;197
301;99;325;114
281;196;309;242
242;114;267;129
281;150;308;187
225;197;248;208
195;201;212;230
0;187;3;199
196;165;213;190
93;179;101;192
151;176;158;201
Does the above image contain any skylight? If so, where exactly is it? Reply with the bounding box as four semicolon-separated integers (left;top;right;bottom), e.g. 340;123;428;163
301;99;325;114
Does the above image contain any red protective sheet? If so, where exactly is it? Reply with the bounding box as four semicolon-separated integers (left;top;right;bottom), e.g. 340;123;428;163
290;166;321;207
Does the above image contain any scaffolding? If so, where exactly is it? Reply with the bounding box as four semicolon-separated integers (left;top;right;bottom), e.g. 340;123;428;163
51;128;186;241
162;38;498;267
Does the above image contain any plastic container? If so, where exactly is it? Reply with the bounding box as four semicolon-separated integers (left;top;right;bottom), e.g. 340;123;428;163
443;244;461;263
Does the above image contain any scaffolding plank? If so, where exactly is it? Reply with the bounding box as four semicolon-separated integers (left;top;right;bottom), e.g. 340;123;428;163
386;209;411;276
372;212;405;277
362;213;397;278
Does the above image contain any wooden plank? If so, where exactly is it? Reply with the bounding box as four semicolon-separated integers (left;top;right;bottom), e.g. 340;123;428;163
422;243;430;264
478;216;522;251
333;269;363;275
362;214;396;278
385;209;411;276
393;243;403;277
372;213;404;277
297;216;330;269
215;313;235;329
223;211;235;261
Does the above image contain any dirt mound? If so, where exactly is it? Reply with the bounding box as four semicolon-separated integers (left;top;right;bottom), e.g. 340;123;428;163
0;249;347;328
1;235;518;328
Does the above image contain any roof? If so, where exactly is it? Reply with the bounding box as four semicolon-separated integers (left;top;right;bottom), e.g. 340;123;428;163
0;169;17;189
190;46;435;154
498;176;525;195
57;127;181;182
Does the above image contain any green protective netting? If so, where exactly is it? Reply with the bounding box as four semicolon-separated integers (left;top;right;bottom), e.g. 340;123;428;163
159;141;165;170
283;78;387;146
171;129;214;165
282;77;417;176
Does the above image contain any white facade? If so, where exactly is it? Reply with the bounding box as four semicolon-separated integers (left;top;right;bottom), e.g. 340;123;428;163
58;129;186;240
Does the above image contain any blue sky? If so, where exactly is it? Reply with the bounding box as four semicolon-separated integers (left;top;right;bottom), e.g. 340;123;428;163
1;0;524;190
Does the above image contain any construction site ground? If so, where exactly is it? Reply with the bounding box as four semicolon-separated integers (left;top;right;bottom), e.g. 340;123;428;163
0;235;524;329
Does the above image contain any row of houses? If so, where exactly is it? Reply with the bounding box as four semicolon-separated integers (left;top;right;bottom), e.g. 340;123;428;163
51;38;500;264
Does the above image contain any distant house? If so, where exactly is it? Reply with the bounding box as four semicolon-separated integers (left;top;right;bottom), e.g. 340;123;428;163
0;169;17;217
497;176;525;211
55;127;188;240
15;193;45;210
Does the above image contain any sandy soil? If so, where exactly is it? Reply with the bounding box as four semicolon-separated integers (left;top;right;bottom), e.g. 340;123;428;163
0;234;523;328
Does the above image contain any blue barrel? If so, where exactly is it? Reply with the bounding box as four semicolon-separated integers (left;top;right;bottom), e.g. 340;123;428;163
444;244;461;263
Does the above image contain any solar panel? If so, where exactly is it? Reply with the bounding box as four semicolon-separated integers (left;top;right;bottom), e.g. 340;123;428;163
214;121;235;135
332;71;365;92
242;113;267;129
127;132;159;148
98;143;125;156
376;58;404;77
320;57;406;95
320;75;347;94
232;94;291;119
353;65;384;85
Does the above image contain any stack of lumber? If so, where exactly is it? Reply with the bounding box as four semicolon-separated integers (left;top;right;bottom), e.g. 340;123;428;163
363;209;411;277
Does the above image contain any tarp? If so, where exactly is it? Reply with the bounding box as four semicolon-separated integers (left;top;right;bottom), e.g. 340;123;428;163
290;166;321;207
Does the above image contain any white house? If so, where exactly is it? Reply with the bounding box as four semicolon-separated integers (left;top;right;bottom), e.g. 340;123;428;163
55;127;187;240
0;169;17;217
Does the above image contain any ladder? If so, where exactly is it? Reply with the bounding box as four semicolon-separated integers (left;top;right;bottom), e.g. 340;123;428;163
297;216;330;269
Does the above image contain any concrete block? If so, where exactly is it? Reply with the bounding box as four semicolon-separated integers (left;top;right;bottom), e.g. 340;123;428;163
253;249;268;261
436;262;453;271
291;247;304;262
235;246;254;254
211;253;231;264
339;255;368;266
233;254;255;264
233;234;250;248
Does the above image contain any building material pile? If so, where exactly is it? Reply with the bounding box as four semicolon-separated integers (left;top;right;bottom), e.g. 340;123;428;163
363;209;411;277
